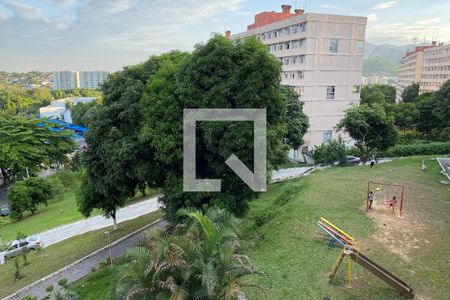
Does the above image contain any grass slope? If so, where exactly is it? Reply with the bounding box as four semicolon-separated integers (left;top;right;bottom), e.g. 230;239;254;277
242;156;449;299
0;211;162;298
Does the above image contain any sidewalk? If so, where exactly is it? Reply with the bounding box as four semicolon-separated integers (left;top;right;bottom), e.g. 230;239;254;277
4;219;167;300
38;196;160;247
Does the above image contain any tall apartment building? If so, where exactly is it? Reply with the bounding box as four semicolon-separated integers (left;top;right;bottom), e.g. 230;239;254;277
421;43;450;94
79;71;110;89
231;5;367;146
53;71;79;90
53;70;109;90
396;42;450;101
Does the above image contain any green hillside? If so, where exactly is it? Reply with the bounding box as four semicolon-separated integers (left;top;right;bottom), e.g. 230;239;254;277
363;57;398;77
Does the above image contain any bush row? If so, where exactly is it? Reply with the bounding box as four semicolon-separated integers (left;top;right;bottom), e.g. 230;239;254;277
381;142;450;157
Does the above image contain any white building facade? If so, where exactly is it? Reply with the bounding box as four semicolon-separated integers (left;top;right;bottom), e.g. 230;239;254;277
396;42;450;101
232;6;367;146
53;70;110;90
79;71;110;89
53;71;79;90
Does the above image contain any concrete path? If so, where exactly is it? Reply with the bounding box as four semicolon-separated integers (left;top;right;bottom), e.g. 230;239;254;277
271;167;313;182
4;219;167;300
38;196;160;247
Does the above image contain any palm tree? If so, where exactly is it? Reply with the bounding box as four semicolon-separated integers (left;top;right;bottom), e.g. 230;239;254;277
114;207;263;300
48;287;79;300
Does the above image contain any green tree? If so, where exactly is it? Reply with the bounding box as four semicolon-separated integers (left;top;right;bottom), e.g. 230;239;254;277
141;36;301;221
8;177;62;220
76;55;170;229
392;102;419;130
0;114;76;182
71;101;100;127
281;85;309;150
415;93;440;135
114;207;263;299
337;104;398;163
401;83;419;102
16;232;29;265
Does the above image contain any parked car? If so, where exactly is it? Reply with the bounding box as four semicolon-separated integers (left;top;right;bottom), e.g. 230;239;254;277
0;205;9;217
333;156;361;166
2;236;43;260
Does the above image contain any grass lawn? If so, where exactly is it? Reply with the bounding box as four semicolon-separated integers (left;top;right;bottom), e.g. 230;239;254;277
241;156;450;299
71;156;450;299
0;210;162;298
73;265;116;299
0;186;159;242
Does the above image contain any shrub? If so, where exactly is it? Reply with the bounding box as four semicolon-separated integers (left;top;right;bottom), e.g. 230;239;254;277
21;295;37;300
50;171;80;190
46;285;54;292
277;182;301;205
398;129;425;144
382;142;450;157
254;210;271;227
8;176;63;220
313;139;347;165
58;278;68;288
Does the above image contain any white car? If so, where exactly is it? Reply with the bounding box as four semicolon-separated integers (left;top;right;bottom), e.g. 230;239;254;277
3;236;43;260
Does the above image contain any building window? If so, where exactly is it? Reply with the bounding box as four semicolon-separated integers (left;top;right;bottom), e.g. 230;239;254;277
297;71;304;79
323;131;332;142
279;43;283;51
352;85;361;94
285;42;290;50
299;39;306;47
295;86;304;99
326;86;335;99
329;38;339;53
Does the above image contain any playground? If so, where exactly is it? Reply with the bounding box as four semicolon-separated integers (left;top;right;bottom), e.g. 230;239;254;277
241;156;450;299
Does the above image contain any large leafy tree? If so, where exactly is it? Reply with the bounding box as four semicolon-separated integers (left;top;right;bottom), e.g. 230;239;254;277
77;56;175;228
80;36;308;224
401;83;419;103
337;104;398;162
141;36;303;222
0;114;76;183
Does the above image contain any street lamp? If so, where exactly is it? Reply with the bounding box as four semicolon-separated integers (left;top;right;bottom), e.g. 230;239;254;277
104;231;113;267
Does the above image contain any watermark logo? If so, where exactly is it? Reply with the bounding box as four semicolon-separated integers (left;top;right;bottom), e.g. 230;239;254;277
183;108;266;192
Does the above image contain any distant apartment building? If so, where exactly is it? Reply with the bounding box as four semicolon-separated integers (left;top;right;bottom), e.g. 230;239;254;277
53;71;79;90
79;71;110;89
396;42;450;101
53;70;109;90
362;76;397;85
231;5;367;146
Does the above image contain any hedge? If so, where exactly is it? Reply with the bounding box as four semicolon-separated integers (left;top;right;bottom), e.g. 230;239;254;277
381;142;450;157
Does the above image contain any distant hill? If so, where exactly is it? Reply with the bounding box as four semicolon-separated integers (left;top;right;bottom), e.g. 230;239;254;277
363;57;398;77
364;42;409;65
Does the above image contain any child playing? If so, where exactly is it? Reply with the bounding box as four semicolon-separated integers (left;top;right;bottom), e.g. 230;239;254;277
389;196;398;212
368;191;374;209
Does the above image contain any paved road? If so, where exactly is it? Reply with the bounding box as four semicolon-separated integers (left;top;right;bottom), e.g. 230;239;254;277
4;219;167;300
437;158;450;180
38;196;160;247
271;167;313;182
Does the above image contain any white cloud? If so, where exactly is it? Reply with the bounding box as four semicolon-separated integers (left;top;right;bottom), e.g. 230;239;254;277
367;18;450;45
367;13;377;22
2;0;49;22
371;1;398;10
0;9;7;21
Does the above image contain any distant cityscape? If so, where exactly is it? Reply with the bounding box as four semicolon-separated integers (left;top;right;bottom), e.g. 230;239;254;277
0;70;110;90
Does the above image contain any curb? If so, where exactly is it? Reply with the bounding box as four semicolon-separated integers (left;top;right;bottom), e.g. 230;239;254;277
2;218;166;300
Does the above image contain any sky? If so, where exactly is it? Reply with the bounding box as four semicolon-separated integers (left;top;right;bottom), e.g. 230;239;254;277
0;0;449;71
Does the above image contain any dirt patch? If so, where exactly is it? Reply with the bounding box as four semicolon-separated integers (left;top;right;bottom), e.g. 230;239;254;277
362;202;427;262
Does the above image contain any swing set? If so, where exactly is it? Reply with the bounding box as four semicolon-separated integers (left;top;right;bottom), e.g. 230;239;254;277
366;181;405;217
